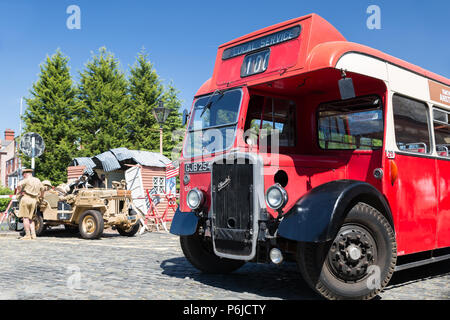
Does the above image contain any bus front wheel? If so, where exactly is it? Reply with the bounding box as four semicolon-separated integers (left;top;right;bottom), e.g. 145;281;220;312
180;234;245;274
297;202;397;300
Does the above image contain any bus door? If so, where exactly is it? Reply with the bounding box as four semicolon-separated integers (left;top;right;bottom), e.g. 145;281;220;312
390;94;438;254
433;107;450;248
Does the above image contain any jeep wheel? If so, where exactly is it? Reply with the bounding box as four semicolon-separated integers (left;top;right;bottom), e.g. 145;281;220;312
117;223;140;237
79;210;104;239
180;233;245;274
33;213;45;236
7;211;22;231
297;202;397;300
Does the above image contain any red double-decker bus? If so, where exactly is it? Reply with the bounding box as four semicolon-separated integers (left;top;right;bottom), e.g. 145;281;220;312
170;14;450;299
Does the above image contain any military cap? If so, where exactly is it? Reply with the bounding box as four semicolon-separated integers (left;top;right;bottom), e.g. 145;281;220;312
42;180;52;187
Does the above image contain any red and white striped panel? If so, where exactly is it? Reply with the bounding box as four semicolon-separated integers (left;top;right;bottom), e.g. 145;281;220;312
165;162;179;179
0;195;16;200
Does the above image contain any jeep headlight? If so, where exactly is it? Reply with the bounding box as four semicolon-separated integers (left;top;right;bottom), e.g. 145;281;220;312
186;188;204;210
265;184;288;210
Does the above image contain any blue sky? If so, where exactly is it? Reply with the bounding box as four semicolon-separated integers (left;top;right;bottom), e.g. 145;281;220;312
0;0;449;136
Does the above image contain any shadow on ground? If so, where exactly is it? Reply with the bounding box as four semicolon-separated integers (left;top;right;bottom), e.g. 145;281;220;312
384;260;450;290
35;226;122;239
160;257;320;300
161;256;450;300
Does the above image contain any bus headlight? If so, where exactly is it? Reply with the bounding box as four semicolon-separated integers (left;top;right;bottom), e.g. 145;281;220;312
186;188;204;210
265;184;288;210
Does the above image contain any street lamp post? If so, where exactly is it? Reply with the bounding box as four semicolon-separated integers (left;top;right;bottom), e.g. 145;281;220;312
152;101;171;154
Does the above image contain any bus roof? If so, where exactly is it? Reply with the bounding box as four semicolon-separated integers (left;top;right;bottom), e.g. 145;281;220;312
196;13;449;96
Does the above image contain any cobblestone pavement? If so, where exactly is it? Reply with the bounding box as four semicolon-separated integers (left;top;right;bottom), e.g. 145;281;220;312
0;226;449;300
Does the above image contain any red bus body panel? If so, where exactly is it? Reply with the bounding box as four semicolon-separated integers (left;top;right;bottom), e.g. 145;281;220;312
180;13;450;258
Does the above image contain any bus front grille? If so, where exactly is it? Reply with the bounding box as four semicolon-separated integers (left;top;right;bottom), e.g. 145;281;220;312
211;160;253;256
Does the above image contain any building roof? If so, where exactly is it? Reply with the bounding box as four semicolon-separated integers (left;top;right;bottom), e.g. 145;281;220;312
72;148;171;175
110;148;171;167
1;140;12;149
71;157;96;175
94;151;122;172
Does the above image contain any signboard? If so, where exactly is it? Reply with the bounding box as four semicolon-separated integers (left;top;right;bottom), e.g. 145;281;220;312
222;25;301;60
429;80;450;107
241;49;270;77
20;132;45;158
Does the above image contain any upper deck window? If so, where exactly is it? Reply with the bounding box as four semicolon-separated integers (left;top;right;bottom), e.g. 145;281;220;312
317;96;383;150
393;95;431;154
433;107;450;157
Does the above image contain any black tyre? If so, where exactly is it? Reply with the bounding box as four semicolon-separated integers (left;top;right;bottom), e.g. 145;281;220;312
117;209;140;237
180;233;245;274
117;223;140;237
78;210;104;239
297;202;397;300
33;213;45;236
7;211;22;231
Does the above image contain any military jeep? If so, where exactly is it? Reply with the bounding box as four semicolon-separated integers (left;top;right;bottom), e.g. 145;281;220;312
11;174;142;239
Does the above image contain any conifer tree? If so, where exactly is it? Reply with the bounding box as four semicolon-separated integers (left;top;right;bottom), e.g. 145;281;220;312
23;50;80;184
77;47;131;155
160;82;183;158
128;51;183;157
127;50;163;150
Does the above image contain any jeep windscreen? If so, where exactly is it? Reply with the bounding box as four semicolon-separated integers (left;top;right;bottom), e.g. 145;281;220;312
183;88;243;158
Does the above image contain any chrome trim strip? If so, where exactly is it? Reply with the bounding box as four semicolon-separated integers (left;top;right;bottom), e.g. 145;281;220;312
394;254;450;272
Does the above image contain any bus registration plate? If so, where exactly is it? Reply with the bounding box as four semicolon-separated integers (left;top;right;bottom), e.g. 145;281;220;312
185;161;211;173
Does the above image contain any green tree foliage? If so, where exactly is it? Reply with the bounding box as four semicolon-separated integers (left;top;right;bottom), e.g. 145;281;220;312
22;48;183;184
77;48;131;155
23;50;80;185
127;50;163;150
0;186;13;212
160;82;183;158
128;51;183;157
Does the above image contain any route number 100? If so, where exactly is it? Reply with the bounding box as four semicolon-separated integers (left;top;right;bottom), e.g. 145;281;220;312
241;49;270;77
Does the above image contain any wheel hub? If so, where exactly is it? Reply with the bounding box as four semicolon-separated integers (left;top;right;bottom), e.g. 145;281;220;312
82;217;96;234
347;244;362;261
328;225;377;282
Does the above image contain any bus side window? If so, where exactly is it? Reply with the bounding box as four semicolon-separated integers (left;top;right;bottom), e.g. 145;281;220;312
244;95;265;145
393;95;431;154
244;95;296;147
317;95;383;150
433;107;450;157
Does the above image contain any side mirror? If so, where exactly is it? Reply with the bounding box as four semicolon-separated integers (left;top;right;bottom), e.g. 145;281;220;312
338;70;355;100
182;109;190;126
338;77;355;100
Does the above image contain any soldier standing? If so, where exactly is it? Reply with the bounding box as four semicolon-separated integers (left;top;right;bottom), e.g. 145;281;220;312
15;169;44;240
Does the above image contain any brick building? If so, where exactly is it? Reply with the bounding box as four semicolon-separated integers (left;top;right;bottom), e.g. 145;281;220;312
0;129;21;189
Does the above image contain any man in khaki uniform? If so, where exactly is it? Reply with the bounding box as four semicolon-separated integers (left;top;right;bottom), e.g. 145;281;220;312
42;180;51;190
16;169;44;240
